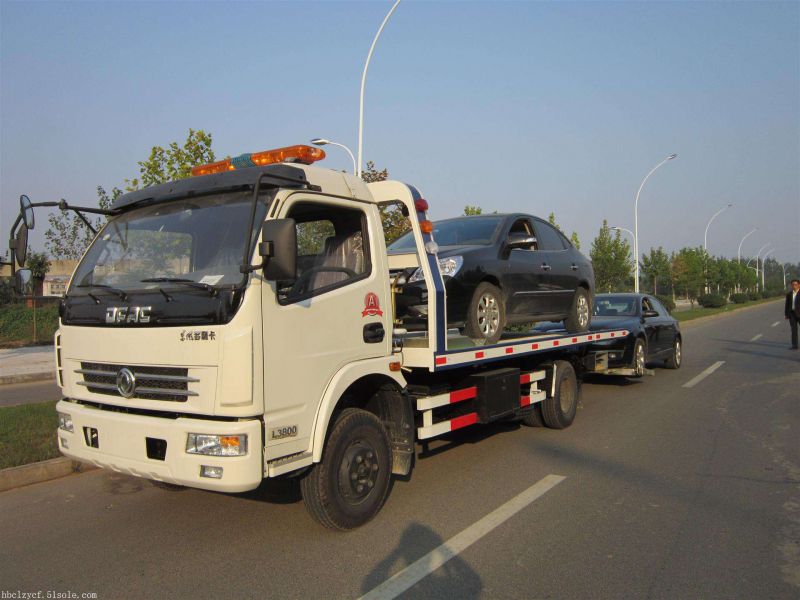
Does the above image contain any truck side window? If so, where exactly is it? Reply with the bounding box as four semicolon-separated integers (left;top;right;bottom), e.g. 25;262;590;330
278;202;370;303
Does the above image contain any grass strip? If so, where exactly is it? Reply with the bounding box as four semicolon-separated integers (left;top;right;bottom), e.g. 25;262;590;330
0;400;60;470
674;297;780;322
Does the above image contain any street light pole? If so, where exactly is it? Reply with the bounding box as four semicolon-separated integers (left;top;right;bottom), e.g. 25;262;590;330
612;226;639;293
310;138;357;174
761;249;775;291
737;227;758;264
357;0;402;178
703;203;733;252
634;153;677;293
753;242;772;292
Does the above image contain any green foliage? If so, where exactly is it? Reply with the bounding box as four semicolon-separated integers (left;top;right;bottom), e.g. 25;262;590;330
0;400;60;469
45;187;119;260
670;247;706;300
698;293;727;308
0;278;13;305
641;247;671;295
0;304;60;345
590;220;631;292
26;251;51;282
361;161;409;245
463;205;483;215
748;292;760;301
730;293;749;304
126;129;215;190
548;212;580;250
655;294;675;312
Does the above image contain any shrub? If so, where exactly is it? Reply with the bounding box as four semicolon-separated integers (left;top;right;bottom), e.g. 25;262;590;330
730;293;749;304
698;293;727;308
0;303;59;345
655;294;676;312
748;292;760;301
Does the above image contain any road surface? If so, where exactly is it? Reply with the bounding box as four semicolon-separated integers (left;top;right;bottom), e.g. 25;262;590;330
1;301;798;599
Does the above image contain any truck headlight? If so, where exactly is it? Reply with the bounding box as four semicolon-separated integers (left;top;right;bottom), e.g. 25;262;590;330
58;412;73;433
186;434;247;457
408;255;464;283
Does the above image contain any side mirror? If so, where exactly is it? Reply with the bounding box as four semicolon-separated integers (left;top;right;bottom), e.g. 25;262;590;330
507;232;537;250
20;195;35;230
14;268;32;295
260;218;297;281
14;224;29;266
643;309;659;318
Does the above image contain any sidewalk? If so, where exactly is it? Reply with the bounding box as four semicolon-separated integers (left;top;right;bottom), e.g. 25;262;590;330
0;346;56;385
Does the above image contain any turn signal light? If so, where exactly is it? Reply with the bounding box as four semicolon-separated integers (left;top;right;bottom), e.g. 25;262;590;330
420;220;434;234
191;145;326;177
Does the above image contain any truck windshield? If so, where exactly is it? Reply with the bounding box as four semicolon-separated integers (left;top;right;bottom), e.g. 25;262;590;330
70;190;267;294
388;215;505;251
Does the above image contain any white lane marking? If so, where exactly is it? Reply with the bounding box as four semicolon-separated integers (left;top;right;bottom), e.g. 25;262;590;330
358;474;566;600
683;361;726;388
750;334;763;342
772;321;781;327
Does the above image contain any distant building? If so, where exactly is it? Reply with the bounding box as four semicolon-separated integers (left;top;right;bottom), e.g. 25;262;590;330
43;274;70;296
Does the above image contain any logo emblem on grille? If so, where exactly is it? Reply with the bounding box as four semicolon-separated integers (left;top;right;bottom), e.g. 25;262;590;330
116;368;137;398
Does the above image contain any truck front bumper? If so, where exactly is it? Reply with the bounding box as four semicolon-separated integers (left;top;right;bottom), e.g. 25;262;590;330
56;399;263;493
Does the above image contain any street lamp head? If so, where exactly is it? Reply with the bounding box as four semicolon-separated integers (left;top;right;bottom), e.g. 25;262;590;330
667;153;677;160
310;138;330;146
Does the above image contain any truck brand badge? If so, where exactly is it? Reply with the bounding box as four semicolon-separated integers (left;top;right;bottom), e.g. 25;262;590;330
270;425;298;440
362;292;383;317
105;306;152;324
180;330;216;341
116;367;137;398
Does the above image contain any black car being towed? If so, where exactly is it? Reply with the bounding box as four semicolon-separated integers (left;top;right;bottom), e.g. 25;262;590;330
388;213;595;343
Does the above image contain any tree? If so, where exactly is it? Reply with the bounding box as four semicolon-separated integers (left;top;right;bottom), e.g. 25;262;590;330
641;247;671;295
45;130;215;260
361;161;409;245
670;247;706;302
590;220;631;292
547;212;581;250
26;251;51;295
463;205;483;215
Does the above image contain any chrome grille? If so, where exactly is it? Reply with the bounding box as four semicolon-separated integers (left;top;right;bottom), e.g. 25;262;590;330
76;362;198;402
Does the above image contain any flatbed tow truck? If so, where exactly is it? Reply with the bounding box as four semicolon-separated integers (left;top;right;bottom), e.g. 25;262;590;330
5;145;628;529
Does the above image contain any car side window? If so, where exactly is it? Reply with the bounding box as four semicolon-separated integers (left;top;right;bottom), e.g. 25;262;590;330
508;218;537;250
278;202;370;304
532;220;565;251
650;298;669;316
642;297;655;314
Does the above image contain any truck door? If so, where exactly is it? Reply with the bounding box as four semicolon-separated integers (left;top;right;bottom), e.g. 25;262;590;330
260;195;390;456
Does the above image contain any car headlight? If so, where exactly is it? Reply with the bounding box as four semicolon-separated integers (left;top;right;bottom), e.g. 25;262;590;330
408;255;464;283
186;434;248;457
58;412;73;433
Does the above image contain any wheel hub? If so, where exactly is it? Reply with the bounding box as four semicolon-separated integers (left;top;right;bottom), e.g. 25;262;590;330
339;441;380;504
577;295;589;328
477;293;500;337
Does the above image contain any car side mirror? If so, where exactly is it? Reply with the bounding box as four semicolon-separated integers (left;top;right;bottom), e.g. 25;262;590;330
260;218;296;281
507;232;537;250
14;268;32;295
643;310;659;318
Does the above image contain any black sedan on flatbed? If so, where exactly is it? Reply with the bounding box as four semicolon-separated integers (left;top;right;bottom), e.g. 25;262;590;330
536;293;682;376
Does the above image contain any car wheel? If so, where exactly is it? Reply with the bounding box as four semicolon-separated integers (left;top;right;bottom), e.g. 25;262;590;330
633;338;647;377
300;408;392;530
464;282;506;344
664;337;682;369
564;288;591;333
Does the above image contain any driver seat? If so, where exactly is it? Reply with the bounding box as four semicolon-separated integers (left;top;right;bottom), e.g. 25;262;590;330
309;232;364;290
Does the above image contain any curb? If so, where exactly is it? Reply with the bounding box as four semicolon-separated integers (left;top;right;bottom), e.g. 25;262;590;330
0;457;96;493
679;299;782;328
0;371;56;386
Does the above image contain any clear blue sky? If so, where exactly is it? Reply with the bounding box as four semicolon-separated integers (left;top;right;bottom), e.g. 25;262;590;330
1;1;798;264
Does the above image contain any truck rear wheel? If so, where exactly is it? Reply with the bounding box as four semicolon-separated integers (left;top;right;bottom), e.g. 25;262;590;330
541;360;578;429
300;408;392;530
521;403;545;427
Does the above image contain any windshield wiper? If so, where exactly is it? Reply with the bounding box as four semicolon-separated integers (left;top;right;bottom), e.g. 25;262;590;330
141;278;216;295
74;284;129;301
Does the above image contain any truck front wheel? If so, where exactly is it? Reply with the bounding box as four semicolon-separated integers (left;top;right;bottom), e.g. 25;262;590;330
300;408;392;530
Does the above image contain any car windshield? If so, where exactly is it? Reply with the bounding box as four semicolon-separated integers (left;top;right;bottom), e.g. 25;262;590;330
69;190;268;293
593;295;638;317
388;216;505;251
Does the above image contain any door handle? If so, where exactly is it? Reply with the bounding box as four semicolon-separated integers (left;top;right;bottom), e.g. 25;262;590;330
363;323;385;344
570;264;579;271
540;264;551;271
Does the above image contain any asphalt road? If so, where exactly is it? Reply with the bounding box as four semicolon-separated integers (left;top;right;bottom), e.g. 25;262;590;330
2;300;798;599
0;380;60;407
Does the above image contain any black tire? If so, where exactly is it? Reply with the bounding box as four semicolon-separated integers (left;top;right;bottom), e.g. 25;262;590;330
300;408;392;530
464;282;506;344
521;403;545;427
632;337;647;378
541;360;579;429
664;336;682;369
564;287;591;333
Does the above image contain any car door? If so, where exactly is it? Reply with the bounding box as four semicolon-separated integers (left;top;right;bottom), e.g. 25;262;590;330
641;296;667;356
530;219;574;315
649;296;677;356
503;217;547;317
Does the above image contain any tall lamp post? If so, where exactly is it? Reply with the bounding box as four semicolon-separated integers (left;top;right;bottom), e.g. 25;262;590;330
761;249;775;291
736;226;758;293
611;226;636;271
703;203;732;252
357;0;402;178
634;153;677;293
752;242;772;291
310;138;356;174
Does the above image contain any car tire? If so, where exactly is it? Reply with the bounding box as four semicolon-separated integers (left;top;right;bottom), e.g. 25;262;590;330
521;403;545;427
541;360;579;429
664;336;682;369
564;287;591;333
300;408;392;530
464;282;506;344
633;338;647;377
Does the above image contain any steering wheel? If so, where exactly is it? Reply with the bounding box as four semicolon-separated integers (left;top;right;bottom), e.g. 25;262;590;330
289;266;358;297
